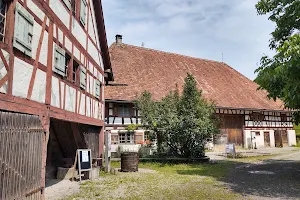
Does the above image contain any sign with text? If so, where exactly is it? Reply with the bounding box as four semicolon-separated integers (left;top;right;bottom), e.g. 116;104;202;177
225;143;236;155
76;149;92;182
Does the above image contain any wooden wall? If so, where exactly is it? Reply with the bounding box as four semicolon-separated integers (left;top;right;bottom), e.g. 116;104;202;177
217;114;244;146
0;111;44;200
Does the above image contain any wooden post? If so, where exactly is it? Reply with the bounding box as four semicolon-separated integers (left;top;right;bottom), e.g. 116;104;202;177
39;113;50;195
105;130;111;173
99;127;104;166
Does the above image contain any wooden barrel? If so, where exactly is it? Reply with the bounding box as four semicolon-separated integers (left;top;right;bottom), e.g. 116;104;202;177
121;152;139;172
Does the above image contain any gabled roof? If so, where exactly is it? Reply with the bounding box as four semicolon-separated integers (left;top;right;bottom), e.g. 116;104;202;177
105;43;284;111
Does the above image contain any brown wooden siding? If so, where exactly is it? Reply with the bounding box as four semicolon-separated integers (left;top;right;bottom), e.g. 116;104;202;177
0;111;44;200
217;114;244;146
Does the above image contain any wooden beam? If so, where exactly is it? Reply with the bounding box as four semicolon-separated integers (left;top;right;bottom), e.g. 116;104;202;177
45;21;54;105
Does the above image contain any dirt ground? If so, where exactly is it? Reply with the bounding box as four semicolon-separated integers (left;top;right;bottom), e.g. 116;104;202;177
45;179;80;200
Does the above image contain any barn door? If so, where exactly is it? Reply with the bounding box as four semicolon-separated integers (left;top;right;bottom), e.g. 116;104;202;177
0;111;44;200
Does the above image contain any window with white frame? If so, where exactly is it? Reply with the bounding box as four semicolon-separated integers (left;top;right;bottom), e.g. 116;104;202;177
0;0;6;42
13;3;34;57
119;132;134;144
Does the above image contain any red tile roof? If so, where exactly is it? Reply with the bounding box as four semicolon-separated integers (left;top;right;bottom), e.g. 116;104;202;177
105;43;284;110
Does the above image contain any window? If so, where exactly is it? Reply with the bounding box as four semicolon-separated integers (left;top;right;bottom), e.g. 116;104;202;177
13;3;34;57
250;112;264;122
0;0;7;42
80;66;86;90
95;80;100;99
118;104;130;117
53;45;66;76
72;60;79;84
280;114;287;122
119;132;134;144
111;134;118;145
80;0;87;25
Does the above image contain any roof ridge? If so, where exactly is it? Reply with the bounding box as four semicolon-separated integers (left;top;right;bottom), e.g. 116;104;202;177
111;42;226;65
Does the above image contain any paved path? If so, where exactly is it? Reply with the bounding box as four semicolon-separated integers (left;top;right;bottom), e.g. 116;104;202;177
224;149;300;200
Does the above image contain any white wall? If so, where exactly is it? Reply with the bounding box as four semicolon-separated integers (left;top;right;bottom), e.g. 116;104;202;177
244;129;275;148
287;130;296;146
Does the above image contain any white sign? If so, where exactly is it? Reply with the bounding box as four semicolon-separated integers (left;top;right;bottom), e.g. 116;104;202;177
82;150;89;162
225;143;235;154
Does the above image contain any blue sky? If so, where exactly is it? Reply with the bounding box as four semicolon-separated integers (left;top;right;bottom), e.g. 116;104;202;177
102;0;275;80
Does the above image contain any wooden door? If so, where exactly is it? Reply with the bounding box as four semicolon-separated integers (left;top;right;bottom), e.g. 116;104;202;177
281;131;288;147
0;111;44;200
264;132;270;147
274;130;283;147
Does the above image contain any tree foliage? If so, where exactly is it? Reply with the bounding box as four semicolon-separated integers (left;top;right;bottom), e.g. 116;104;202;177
135;74;219;158
255;0;300;122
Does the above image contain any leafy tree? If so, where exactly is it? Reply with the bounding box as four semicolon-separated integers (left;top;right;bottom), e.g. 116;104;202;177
135;74;218;158
255;0;300;122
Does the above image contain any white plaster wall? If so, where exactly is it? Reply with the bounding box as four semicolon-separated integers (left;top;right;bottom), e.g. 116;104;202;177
73;46;80;61
79;93;85;115
39;31;48;66
99;53;104;70
49;0;70;28
31;22;42;62
94;101;98;119
86;96;91;117
58;28;63;44
72;18;86;48
12;57;33;98
60;81;65;108
269;130;275;147
89;76;94;96
88;38;100;66
287;130;296;146
65;36;72;53
27;0;45;20
0;50;7;93
31;69;46;103
88;61;93;72
51;76;60;108
88;0;100;49
81;53;84;65
65;85;76;112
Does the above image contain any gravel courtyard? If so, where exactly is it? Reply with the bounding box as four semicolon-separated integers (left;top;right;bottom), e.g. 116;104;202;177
57;148;300;200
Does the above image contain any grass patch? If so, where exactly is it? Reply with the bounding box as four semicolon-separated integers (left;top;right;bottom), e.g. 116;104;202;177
63;161;243;200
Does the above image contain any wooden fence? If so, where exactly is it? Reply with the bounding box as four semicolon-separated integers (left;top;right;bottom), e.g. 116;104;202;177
0;111;44;200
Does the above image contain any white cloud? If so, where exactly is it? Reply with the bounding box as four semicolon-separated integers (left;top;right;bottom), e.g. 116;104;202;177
102;0;275;80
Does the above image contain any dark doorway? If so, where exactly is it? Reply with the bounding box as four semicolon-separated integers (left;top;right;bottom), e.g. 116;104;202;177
274;130;288;147
264;132;270;147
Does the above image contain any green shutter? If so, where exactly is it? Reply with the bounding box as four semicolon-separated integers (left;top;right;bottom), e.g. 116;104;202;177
80;66;86;90
13;3;34;57
53;45;66;76
95;80;100;98
80;0;87;25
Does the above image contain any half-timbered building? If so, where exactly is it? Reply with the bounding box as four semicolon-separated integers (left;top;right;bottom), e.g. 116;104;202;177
0;0;112;198
105;35;296;153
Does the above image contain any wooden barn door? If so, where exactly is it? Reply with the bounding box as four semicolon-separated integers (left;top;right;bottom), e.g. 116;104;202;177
218;114;244;146
0;111;44;200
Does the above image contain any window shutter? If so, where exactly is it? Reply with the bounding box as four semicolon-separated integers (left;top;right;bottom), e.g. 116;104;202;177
62;0;71;10
13;3;34;57
80;0;87;25
95;80;100;98
80;66;86;90
53;45;66;76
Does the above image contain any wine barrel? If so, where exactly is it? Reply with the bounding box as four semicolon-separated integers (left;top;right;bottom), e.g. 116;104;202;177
121;152;139;172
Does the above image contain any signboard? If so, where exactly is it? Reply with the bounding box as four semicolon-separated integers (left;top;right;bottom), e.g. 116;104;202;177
76;149;92;182
225;143;236;157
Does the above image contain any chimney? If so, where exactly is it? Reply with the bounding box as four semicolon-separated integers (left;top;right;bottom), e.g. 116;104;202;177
115;34;122;45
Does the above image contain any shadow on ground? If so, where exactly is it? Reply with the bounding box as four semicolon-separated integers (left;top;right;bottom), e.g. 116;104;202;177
176;159;300;199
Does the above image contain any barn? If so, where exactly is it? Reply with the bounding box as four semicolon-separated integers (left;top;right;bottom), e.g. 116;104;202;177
105;35;296;151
